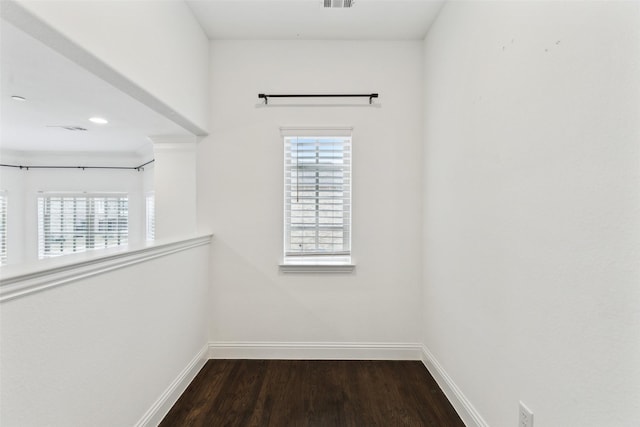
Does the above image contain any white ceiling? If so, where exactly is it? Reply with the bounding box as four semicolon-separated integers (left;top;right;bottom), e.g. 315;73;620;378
0;20;191;157
187;0;445;40
1;1;444;158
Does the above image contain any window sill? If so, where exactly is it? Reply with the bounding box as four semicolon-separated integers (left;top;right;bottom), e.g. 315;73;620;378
279;263;356;274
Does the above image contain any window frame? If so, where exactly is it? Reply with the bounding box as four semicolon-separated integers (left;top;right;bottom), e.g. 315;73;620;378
280;127;355;273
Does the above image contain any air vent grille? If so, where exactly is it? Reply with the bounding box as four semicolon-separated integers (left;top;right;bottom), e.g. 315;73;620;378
323;0;354;8
47;125;88;131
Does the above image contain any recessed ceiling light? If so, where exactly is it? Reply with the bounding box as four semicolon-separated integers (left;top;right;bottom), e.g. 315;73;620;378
11;95;26;101
89;117;108;124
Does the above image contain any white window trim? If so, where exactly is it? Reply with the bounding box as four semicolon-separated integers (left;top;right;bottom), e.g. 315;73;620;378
280;127;355;273
279;262;356;274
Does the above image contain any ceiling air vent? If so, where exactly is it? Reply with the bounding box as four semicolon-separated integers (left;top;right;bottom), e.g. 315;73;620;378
47;125;88;131
324;0;354;8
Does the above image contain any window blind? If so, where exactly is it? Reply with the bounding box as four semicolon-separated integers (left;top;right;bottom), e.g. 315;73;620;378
284;134;351;259
146;193;155;241
0;193;7;264
37;194;129;259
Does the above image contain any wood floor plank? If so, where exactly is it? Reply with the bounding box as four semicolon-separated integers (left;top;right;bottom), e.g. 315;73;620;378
159;360;465;427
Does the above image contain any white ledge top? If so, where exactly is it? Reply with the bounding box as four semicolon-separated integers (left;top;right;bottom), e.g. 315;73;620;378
0;234;213;302
279;263;356;274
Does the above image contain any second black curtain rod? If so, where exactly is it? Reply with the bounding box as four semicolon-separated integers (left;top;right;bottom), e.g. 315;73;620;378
258;93;378;104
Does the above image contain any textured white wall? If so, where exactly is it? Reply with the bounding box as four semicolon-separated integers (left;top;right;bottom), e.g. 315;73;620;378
0;243;210;426
12;0;209;132
199;41;424;345
422;1;640;426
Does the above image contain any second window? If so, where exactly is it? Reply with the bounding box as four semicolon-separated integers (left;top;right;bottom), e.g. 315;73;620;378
283;129;352;263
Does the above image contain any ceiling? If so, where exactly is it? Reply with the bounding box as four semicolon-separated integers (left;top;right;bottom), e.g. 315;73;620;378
187;0;444;40
1;1;444;158
0;20;191;157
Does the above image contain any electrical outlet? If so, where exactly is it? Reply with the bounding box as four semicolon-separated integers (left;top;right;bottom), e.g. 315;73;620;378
519;401;534;427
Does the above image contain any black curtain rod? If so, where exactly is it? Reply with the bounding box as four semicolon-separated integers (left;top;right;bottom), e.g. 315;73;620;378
259;93;378;104
0;159;154;172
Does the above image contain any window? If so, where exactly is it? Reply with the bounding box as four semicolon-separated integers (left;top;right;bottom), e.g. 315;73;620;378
146;192;155;242
0;192;6;264
37;194;128;259
283;128;352;267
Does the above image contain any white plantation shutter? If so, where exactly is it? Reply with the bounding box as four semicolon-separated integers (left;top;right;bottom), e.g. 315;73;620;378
283;129;352;260
0;192;7;264
37;194;128;259
146;193;155;241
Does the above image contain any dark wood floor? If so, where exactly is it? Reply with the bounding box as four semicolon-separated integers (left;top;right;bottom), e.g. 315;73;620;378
159;360;465;427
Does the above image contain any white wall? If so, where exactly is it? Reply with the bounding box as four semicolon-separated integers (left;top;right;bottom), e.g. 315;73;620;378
152;139;198;240
9;0;209;133
422;1;640;426
0;242;210;426
199;41;424;346
0;152;151;265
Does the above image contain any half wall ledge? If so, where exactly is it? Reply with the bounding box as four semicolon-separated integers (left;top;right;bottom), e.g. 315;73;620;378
0;234;213;302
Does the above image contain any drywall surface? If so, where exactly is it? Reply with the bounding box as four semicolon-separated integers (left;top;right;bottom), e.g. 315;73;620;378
200;41;423;346
11;0;209;132
422;1;640;426
0;242;210;426
0;152;150;265
152;139;197;240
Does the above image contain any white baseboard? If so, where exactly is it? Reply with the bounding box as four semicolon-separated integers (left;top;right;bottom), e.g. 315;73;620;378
134;344;208;427
420;345;489;427
209;341;423;360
